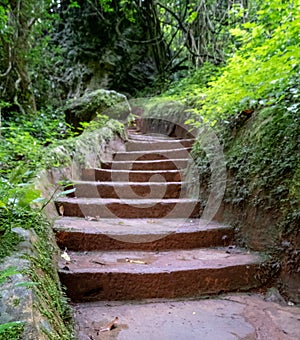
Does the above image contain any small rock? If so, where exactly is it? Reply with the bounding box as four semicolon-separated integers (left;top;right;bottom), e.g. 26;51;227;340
265;287;286;305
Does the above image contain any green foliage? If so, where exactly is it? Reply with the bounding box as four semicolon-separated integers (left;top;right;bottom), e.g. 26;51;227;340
68;1;80;9
0;128;42;173
166;0;300;251
0;107;73;174
0;0;59;113
0;207;73;338
160;62;221;105
224;104;299;204
0;229;21;260
24;216;73;339
98;0;113;12
0;321;24;340
0;166;40;210
0;5;8;34
0;267;19;285
197;0;300;122
0;165;42;259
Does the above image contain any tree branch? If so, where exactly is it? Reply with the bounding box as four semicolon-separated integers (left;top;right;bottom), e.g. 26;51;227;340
14;71;25;115
0;44;12;78
156;1;187;34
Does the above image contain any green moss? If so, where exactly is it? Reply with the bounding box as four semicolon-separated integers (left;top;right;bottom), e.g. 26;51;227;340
0;208;73;339
223;104;299;208
0;230;21;260
65;89;127;130
23;213;74;339
43;118;124;169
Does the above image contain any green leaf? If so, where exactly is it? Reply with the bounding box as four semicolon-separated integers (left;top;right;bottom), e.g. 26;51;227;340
0;321;24;333
68;1;80;9
15;281;40;288
186;11;198;24
56;188;76;197
0;200;7;208
0;267;19;285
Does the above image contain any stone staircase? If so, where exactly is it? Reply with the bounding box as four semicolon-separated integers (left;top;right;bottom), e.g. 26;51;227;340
54;129;267;302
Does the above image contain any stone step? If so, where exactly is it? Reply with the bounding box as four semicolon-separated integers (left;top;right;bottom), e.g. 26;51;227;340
127;132;179;141
69;181;186;199
101;159;189;171
113;148;192;161
126;139;194;151
55;197;200;219
58;248;268;301
73;296;300;340
81;168;183;182
54;217;234;251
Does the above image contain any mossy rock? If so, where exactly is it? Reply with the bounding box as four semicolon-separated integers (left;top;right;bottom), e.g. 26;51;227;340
64;89;126;130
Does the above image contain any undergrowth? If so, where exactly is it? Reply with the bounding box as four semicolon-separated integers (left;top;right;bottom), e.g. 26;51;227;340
0;107;124;339
0;195;74;338
157;0;300;259
0;321;24;340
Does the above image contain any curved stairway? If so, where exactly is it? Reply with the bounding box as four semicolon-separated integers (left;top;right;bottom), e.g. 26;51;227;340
54;129;267;302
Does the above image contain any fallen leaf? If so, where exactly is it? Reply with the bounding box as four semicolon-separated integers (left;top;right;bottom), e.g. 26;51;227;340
85;216;98;221
147;219;155;224
59;205;64;216
118;221;124;225
99;317;119;333
61;248;71;263
125;258;147;264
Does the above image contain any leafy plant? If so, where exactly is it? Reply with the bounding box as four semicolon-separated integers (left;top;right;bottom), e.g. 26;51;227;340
0;267;19;285
0;321;24;340
198;0;300;123
0;166;40;212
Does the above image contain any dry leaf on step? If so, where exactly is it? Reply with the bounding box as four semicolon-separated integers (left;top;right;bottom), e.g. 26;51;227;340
85;216;101;221
61;248;71;263
59;205;64;216
125;258;147;264
99;317;119;332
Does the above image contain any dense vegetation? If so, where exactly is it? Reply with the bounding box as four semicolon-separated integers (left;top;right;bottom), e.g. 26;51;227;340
0;0;299;338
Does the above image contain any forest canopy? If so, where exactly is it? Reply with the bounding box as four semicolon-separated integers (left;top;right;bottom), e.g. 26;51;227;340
0;0;298;180
1;0;286;115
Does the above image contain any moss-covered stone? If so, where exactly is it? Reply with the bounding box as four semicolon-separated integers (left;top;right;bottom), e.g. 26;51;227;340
64;89;128;131
0;227;73;340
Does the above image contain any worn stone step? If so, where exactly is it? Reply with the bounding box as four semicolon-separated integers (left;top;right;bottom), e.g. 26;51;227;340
81;168;183;182
73;296;300;340
69;181;186;199
126;139;194;151
127;133;179;141
54;217;234;251
58;248;268;301
113;148;192;161
101;159;189;171
55;197;200;219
